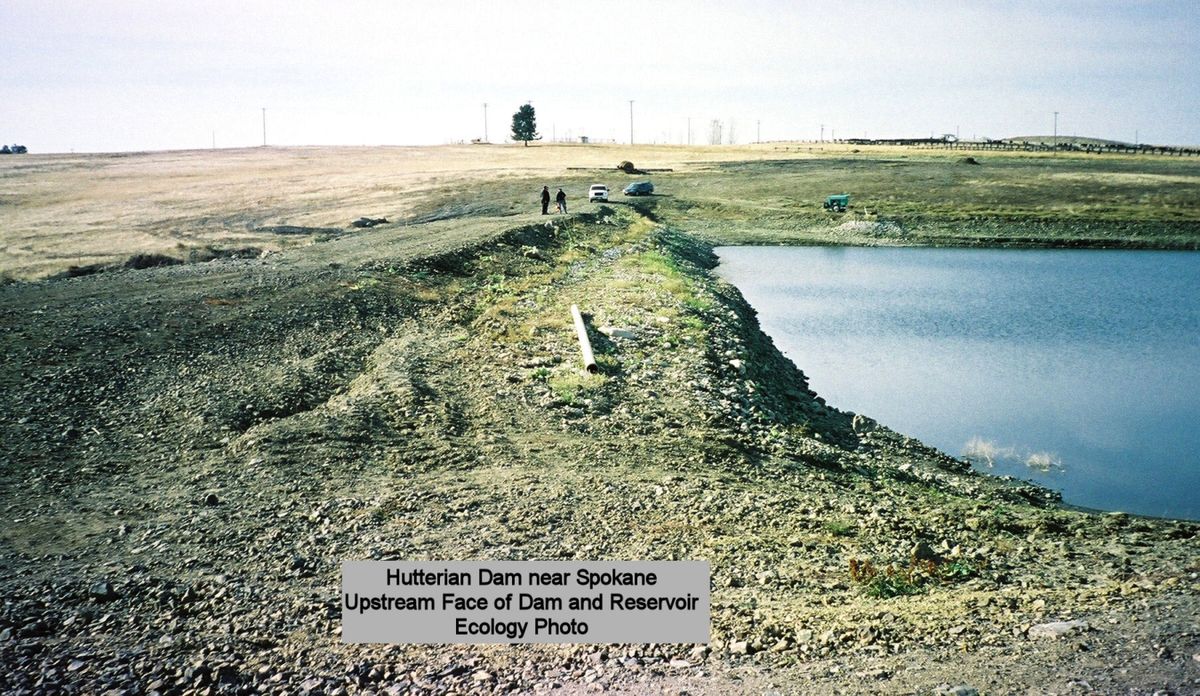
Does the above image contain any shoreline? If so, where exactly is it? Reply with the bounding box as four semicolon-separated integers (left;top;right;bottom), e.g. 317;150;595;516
709;241;1200;524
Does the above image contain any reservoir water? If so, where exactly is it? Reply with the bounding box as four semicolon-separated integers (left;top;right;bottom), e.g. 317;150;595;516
715;246;1200;520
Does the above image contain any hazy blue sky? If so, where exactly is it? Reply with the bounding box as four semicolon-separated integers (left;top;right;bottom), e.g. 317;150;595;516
3;0;1197;152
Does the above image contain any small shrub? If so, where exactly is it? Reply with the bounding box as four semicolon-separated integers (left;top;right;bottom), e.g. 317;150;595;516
863;573;923;599
850;555;983;598
936;559;980;580
849;559;922;598
824;520;857;537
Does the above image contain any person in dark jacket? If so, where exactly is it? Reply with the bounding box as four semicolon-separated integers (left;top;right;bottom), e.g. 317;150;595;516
555;188;567;214
541;186;551;215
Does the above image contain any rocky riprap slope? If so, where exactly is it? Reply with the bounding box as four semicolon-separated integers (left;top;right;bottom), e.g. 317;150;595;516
2;206;1198;695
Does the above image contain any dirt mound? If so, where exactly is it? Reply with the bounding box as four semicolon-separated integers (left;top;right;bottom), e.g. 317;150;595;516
124;253;183;270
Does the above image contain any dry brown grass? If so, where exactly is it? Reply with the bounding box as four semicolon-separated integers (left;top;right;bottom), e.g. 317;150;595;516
3;141;1198;279
0;143;801;280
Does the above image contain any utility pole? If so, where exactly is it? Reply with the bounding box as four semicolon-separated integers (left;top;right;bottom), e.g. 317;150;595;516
483;103;488;142
628;100;634;145
1053;111;1059;150
262;108;267;147
212;130;216;150
820;124;824;142
757;120;761;144
687;116;691;146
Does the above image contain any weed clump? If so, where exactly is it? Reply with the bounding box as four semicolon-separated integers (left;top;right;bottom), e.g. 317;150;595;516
849;552;983;599
849;558;923;598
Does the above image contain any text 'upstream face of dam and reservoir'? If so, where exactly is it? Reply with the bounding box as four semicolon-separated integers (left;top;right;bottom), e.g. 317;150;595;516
342;561;710;644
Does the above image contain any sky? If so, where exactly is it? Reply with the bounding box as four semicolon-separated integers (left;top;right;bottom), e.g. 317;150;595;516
3;0;1198;153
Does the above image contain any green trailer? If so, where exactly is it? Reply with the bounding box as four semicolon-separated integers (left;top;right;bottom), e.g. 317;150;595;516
823;194;850;212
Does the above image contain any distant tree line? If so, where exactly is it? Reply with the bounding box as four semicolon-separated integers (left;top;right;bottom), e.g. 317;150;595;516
1;144;29;154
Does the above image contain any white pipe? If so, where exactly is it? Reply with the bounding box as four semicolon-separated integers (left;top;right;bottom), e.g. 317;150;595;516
570;304;598;374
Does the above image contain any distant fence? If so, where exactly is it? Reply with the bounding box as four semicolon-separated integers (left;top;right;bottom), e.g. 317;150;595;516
777;138;1199;157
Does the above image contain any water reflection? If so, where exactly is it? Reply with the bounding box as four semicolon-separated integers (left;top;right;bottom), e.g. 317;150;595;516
716;246;1200;520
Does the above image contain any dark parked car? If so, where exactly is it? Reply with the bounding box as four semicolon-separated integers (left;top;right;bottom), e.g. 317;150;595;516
622;181;654;196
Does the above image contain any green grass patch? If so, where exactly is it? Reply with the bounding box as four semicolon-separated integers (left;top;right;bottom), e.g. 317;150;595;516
823;520;857;537
548;369;606;405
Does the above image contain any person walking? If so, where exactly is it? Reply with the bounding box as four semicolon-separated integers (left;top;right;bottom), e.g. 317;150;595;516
555;188;567;214
541;186;551;215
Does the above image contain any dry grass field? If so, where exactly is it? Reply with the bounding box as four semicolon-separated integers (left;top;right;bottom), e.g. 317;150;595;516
0;144;776;280
5;142;1199;281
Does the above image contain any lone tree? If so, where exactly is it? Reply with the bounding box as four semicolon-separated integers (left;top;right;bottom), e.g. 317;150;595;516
511;103;540;146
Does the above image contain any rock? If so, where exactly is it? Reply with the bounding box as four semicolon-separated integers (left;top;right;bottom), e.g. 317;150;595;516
204;493;220;506
934;685;979;696
728;640;749;655
1028;620;1089;639
472;670;494;682
599;326;636;340
90;580;118;602
911;540;941;562
851;413;877;434
669;659;690;669
351;217;388;228
213;666;239;685
68;659;86;672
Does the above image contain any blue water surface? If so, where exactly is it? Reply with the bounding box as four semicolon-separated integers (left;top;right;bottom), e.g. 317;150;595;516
716;246;1200;520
